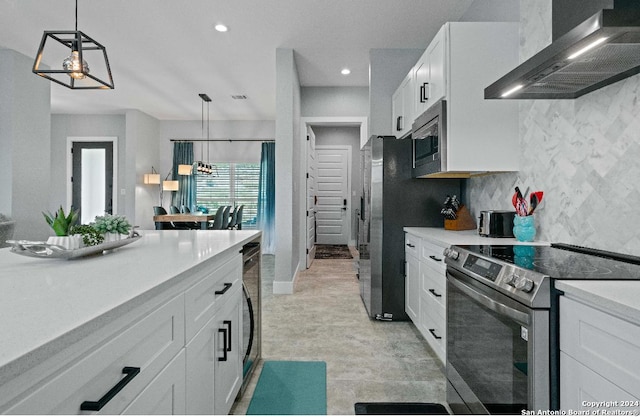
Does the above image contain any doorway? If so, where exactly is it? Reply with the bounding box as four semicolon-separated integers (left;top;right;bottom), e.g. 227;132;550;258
300;117;367;271
315;146;351;245
67;137;118;224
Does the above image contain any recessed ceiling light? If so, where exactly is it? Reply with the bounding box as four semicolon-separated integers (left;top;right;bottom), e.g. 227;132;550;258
215;24;228;32
341;68;351;75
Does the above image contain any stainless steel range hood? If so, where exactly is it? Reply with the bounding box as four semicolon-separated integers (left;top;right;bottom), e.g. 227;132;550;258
485;1;640;99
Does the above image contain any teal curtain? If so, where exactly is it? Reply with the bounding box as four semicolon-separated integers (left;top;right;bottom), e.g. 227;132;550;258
172;142;196;210
257;142;275;254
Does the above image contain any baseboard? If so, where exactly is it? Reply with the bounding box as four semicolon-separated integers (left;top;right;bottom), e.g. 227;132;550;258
272;280;294;294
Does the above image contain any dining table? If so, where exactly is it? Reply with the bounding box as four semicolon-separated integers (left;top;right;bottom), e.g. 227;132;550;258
153;213;216;230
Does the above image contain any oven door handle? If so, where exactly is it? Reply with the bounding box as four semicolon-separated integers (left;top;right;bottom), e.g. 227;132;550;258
447;270;530;326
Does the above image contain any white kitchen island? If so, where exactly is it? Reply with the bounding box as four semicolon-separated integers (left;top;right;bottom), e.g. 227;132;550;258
0;229;260;414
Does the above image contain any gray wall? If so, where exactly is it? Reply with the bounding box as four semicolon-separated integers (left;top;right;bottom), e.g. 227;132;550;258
50;114;127;215
459;0;519;22
0;49;52;240
301;87;369;117
467;0;640;255
127;110;161;230
369;49;423;136
274;48;302;293
313;126;362;242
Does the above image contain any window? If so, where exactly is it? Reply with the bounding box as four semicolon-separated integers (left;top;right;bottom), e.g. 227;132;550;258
195;163;259;228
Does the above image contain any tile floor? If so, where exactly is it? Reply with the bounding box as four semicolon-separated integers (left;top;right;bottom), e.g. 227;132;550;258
232;253;446;415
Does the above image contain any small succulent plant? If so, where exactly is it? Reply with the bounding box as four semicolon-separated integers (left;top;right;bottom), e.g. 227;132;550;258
70;224;105;246
43;206;79;236
92;214;132;235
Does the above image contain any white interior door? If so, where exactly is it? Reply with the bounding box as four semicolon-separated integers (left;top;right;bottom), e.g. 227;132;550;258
306;126;317;267
315;146;350;245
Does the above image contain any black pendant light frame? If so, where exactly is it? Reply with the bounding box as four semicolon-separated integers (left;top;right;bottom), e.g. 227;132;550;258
32;0;114;89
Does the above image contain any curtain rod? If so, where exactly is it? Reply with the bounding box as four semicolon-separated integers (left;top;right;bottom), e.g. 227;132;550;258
170;138;275;143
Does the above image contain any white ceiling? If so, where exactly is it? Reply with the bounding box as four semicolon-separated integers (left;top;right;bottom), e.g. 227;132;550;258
0;0;476;121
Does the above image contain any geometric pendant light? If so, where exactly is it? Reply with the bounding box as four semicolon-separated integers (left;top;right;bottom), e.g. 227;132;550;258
32;0;114;89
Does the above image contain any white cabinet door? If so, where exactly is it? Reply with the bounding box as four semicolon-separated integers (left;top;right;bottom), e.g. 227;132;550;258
185;317;216;414
123;351;186;415
392;86;403;136
405;252;419;323
414;52;429;117
214;288;243;415
392;73;413;138
426;26;446;105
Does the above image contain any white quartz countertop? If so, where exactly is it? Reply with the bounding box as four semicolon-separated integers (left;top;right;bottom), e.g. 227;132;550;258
555;280;640;326
0;229;260;382
403;227;549;247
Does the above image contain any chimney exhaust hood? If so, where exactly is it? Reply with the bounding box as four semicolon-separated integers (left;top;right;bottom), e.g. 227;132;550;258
485;0;640;100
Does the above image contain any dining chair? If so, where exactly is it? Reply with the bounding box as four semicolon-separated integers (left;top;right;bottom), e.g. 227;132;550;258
153;206;175;230
221;206;232;229
209;206;226;230
170;206;180;214
181;205;191;213
228;206;239;229
235;205;244;229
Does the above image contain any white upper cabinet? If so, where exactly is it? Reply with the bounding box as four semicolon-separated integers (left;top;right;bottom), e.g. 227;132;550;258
415;26;446;117
392;22;520;176
391;71;414;138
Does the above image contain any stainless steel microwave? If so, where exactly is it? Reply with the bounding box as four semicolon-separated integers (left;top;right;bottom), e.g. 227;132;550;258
411;99;446;178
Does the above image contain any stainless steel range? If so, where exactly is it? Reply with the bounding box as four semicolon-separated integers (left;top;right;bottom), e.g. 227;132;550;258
444;243;640;414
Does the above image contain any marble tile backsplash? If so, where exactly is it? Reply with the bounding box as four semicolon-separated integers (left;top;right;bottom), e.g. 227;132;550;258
467;0;640;255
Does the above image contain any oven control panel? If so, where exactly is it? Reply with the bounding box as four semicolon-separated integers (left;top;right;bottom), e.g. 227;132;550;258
462;254;503;281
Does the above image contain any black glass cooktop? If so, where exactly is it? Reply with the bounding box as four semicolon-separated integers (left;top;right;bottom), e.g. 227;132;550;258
456;243;640;280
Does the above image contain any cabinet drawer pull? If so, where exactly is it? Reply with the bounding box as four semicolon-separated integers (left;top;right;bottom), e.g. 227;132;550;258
420;83;429;103
215;282;233;295
429;255;442;262
428;329;442;340
218;328;228;361
224;320;232;352
80;366;141;411
428;288;442;298
406;243;415;248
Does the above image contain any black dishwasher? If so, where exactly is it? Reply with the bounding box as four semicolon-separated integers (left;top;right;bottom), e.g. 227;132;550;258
240;240;261;395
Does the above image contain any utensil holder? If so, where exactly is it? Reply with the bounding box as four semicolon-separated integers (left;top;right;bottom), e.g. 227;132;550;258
513;215;536;242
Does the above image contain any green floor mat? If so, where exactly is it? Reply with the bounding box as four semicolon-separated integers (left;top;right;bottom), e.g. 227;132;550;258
247;361;327;415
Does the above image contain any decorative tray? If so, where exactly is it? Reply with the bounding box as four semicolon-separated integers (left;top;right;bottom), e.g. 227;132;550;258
6;235;142;259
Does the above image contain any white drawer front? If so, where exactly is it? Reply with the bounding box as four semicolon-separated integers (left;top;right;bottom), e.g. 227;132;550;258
420;262;446;314
122;350;186;415
419;301;445;363
561;352;639;411
185;254;242;342
7;295;185;415
419;239;446;273
561;297;640;398
405;233;420;258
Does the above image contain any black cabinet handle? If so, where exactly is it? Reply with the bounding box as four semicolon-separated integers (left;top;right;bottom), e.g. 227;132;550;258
428;288;442;298
224;320;232;352
215;282;232;295
406;243;415;248
80;367;141;411
218;328;228;361
420;83;429;103
396;116;403;132
428;329;442;340
429;255;442;262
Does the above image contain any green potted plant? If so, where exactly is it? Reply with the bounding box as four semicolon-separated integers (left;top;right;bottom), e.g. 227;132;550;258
43;206;81;249
70;224;105;247
92;214;132;241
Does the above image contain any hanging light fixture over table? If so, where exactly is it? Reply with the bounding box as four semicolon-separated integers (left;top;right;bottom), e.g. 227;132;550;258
32;0;114;89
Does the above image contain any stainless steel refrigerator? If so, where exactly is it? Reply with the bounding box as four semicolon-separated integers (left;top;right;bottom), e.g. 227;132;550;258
358;135;460;321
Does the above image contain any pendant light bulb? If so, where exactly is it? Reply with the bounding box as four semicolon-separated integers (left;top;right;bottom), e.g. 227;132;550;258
63;49;89;79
